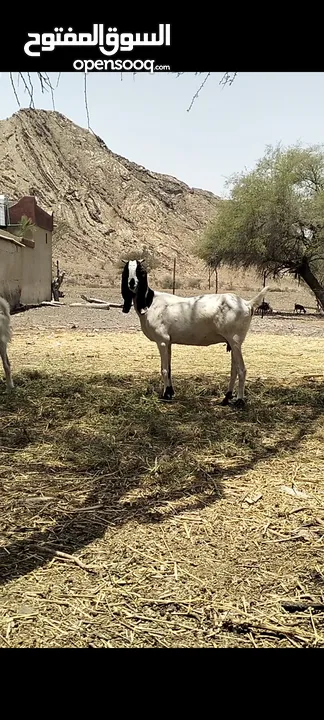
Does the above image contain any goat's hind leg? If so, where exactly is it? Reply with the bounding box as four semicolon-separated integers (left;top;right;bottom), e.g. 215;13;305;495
167;343;174;398
221;347;237;406
158;341;174;401
0;342;14;390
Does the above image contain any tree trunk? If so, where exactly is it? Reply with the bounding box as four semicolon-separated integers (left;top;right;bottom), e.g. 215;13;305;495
297;256;324;311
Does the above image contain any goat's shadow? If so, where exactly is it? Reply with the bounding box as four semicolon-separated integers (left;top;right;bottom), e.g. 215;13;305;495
0;370;323;587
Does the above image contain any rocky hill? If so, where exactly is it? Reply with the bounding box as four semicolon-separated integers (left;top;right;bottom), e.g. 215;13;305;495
0;108;220;283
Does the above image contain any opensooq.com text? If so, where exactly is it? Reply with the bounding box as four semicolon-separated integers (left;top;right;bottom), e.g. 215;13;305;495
73;58;171;73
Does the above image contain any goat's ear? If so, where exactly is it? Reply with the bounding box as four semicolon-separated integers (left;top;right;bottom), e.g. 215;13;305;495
136;270;148;313
121;272;133;314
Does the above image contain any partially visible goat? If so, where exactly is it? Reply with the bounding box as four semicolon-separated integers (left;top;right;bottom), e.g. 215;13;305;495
256;301;273;314
0;297;14;390
294;303;306;314
121;260;269;408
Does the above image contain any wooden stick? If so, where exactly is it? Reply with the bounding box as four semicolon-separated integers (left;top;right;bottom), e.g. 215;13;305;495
11;299;124;313
70;302;123;309
80;294;109;304
223;617;321;644
41;301;64;306
36;545;97;574
281;600;324;612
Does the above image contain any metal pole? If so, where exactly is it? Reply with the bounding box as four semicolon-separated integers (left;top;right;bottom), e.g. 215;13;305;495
172;257;176;294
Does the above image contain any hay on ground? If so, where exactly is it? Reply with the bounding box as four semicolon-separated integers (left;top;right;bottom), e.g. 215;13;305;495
0;330;324;648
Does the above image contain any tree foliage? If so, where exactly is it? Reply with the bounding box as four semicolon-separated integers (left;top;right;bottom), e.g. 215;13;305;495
198;143;324;308
117;244;160;274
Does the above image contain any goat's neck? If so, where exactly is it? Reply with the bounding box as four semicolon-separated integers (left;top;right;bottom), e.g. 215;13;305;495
134;286;154;315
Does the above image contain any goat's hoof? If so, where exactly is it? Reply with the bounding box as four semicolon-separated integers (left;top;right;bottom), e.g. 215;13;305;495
220;391;233;406
161;386;174;402
233;398;245;409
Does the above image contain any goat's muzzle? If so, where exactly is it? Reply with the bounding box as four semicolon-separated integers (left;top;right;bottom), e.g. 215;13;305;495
128;278;137;293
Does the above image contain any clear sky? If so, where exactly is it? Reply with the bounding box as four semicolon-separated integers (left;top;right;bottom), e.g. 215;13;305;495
1;72;324;197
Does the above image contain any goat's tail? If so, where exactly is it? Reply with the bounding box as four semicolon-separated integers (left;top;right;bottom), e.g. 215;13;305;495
0;296;12;344
246;286;270;312
0;297;10;319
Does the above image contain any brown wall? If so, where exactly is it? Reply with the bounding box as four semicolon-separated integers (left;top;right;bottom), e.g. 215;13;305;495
9;196;54;232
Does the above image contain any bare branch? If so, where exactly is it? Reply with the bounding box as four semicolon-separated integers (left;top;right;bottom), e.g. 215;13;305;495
27;72;35;107
43;72;56;110
187;73;211;112
8;71;239;130
219;72;238;88
18;72;35;108
176;71;238;112
84;72;92;131
38;72;45;94
9;73;20;107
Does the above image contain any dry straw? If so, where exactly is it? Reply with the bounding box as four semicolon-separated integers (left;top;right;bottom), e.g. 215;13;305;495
0;329;324;647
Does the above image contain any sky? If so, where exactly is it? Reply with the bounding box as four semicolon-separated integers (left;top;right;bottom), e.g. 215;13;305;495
1;71;324;197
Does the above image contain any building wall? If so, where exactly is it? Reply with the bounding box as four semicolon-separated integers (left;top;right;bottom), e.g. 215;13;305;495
0;236;23;308
20;227;52;305
0;227;53;308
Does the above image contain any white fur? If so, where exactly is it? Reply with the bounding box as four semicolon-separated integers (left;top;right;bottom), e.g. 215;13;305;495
0;297;14;390
124;262;269;406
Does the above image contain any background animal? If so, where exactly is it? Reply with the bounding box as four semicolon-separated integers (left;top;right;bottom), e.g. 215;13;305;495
121;259;269;408
256;301;273;314
0;297;14;390
294;303;306;314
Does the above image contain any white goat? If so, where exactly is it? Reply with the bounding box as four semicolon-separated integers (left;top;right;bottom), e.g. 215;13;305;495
0;297;14;390
121;259;269;408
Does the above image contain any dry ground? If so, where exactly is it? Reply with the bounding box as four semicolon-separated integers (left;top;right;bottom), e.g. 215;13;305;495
1;286;324;648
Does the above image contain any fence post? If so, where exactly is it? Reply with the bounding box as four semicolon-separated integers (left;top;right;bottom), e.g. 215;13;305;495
172;257;176;294
215;268;218;293
261;271;267;318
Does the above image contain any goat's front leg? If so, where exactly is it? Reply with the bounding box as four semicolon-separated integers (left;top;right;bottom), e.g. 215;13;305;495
0;344;14;390
158;341;174;401
221;349;237;406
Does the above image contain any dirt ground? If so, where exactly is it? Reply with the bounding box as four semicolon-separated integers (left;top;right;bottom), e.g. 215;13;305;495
1;283;324;649
11;284;324;339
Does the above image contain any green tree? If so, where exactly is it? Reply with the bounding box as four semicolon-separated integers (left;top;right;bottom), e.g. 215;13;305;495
118;244;160;273
198;143;324;309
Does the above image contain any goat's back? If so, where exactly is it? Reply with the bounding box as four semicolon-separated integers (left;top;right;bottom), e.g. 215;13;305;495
140;291;254;346
0;297;12;345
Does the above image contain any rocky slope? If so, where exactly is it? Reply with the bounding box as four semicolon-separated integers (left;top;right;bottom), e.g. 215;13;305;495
0;108;220;282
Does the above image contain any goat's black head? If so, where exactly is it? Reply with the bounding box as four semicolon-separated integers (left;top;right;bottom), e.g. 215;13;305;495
121;258;148;313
